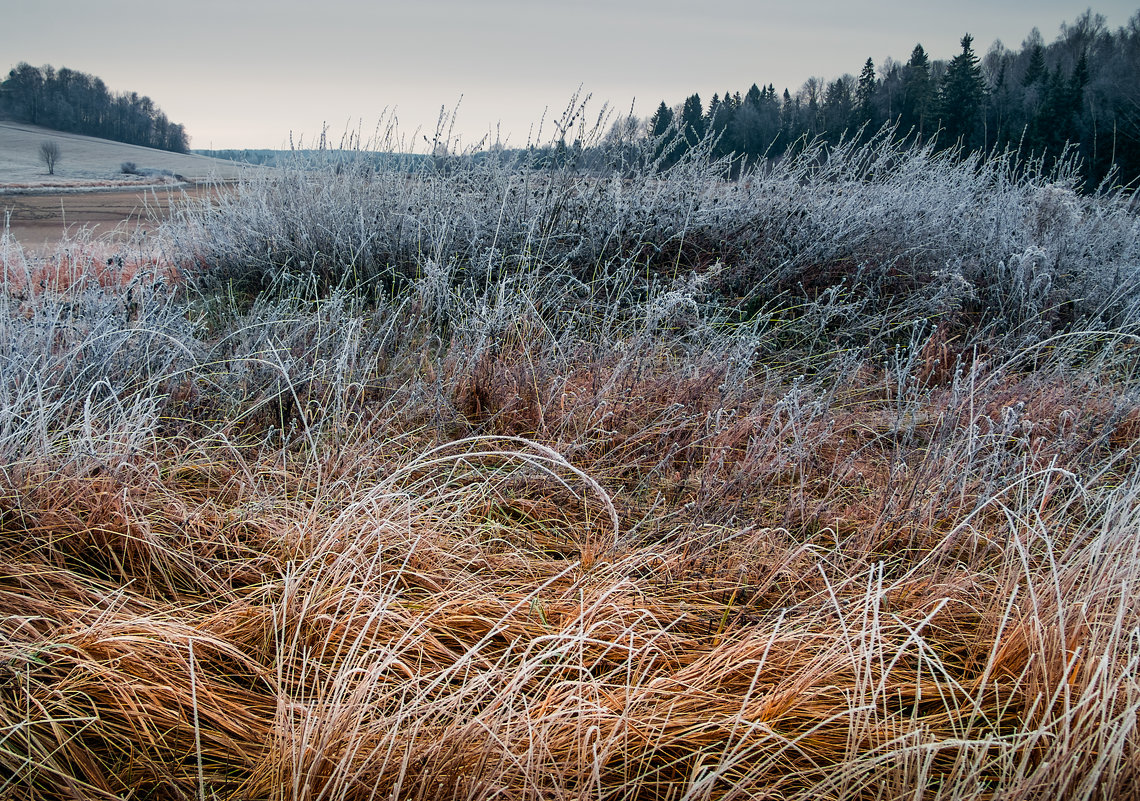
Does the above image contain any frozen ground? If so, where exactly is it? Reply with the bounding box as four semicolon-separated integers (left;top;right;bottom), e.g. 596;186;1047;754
0;120;251;189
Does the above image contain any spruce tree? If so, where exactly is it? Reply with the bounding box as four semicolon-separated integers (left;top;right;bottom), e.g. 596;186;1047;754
744;84;763;109
781;88;796;140
649;101;674;138
823;76;854;139
706;93;720;124
856;58;877;134
649;101;677;168
680;93;706;147
938;34;988;149
709;92;737;160
1070;51;1089;108
1022;43;1046;86
902;45;933;139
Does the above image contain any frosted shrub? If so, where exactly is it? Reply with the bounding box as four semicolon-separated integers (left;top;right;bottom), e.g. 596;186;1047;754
0;255;197;466
170;121;1140;356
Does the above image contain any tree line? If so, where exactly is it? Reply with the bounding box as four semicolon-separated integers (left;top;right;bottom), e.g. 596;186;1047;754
627;9;1140;188
0;63;190;153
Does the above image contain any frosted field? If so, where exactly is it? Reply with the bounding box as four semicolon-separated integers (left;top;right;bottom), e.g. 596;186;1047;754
1;120;1139;800
0;121;248;188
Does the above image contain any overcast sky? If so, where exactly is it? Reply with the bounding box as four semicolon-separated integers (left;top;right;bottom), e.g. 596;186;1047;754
3;1;1137;151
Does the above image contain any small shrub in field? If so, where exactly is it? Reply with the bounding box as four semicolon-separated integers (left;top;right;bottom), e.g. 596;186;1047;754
38;139;61;174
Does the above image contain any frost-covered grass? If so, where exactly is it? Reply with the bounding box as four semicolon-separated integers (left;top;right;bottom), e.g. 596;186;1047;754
169;125;1140;349
2;123;1140;800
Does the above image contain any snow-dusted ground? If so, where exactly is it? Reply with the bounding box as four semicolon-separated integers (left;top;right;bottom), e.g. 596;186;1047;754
0;121;252;190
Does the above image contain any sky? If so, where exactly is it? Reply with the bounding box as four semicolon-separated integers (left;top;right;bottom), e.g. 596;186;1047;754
2;1;1137;151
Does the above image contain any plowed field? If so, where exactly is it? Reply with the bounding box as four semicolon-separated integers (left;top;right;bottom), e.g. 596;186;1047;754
2;184;226;249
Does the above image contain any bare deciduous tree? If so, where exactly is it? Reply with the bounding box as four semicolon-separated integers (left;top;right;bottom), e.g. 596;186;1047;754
38;140;61;175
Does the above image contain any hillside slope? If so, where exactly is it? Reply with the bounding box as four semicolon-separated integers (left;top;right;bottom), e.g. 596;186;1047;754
0;121;252;188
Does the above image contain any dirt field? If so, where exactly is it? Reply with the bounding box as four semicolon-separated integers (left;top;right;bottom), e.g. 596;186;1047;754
1;184;228;250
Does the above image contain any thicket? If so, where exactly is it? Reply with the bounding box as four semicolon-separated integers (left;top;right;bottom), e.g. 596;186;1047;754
1;109;1139;799
174;121;1140;352
0;63;190;152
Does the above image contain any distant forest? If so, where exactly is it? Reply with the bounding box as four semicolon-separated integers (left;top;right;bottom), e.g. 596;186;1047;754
193;148;431;170
0;63;190;153
625;9;1140;188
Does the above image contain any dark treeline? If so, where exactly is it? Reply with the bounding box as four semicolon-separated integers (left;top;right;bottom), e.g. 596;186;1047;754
0;63;190;153
630;10;1140;189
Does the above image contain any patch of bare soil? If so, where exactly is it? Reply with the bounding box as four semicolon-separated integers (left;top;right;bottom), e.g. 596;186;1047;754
2;184;230;250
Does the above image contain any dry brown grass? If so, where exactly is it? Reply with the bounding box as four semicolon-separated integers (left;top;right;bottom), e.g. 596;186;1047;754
1;333;1138;800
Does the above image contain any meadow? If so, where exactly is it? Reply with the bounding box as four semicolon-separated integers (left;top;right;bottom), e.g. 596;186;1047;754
1;115;1139;799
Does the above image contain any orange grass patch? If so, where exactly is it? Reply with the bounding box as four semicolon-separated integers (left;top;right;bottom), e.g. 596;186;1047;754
1;239;180;295
1;348;1138;799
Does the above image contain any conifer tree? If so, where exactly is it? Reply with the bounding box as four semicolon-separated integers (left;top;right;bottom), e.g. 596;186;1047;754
744;84;763;109
1022;43;1047;86
902;45;933;139
781;88;797;140
708;91;737;160
727;86;764;161
680;93;706;147
649;101;677;168
938;34;988;148
706;93;720;123
1070;51;1089;108
823;76;854;139
855;58;877;134
649;101;674;138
